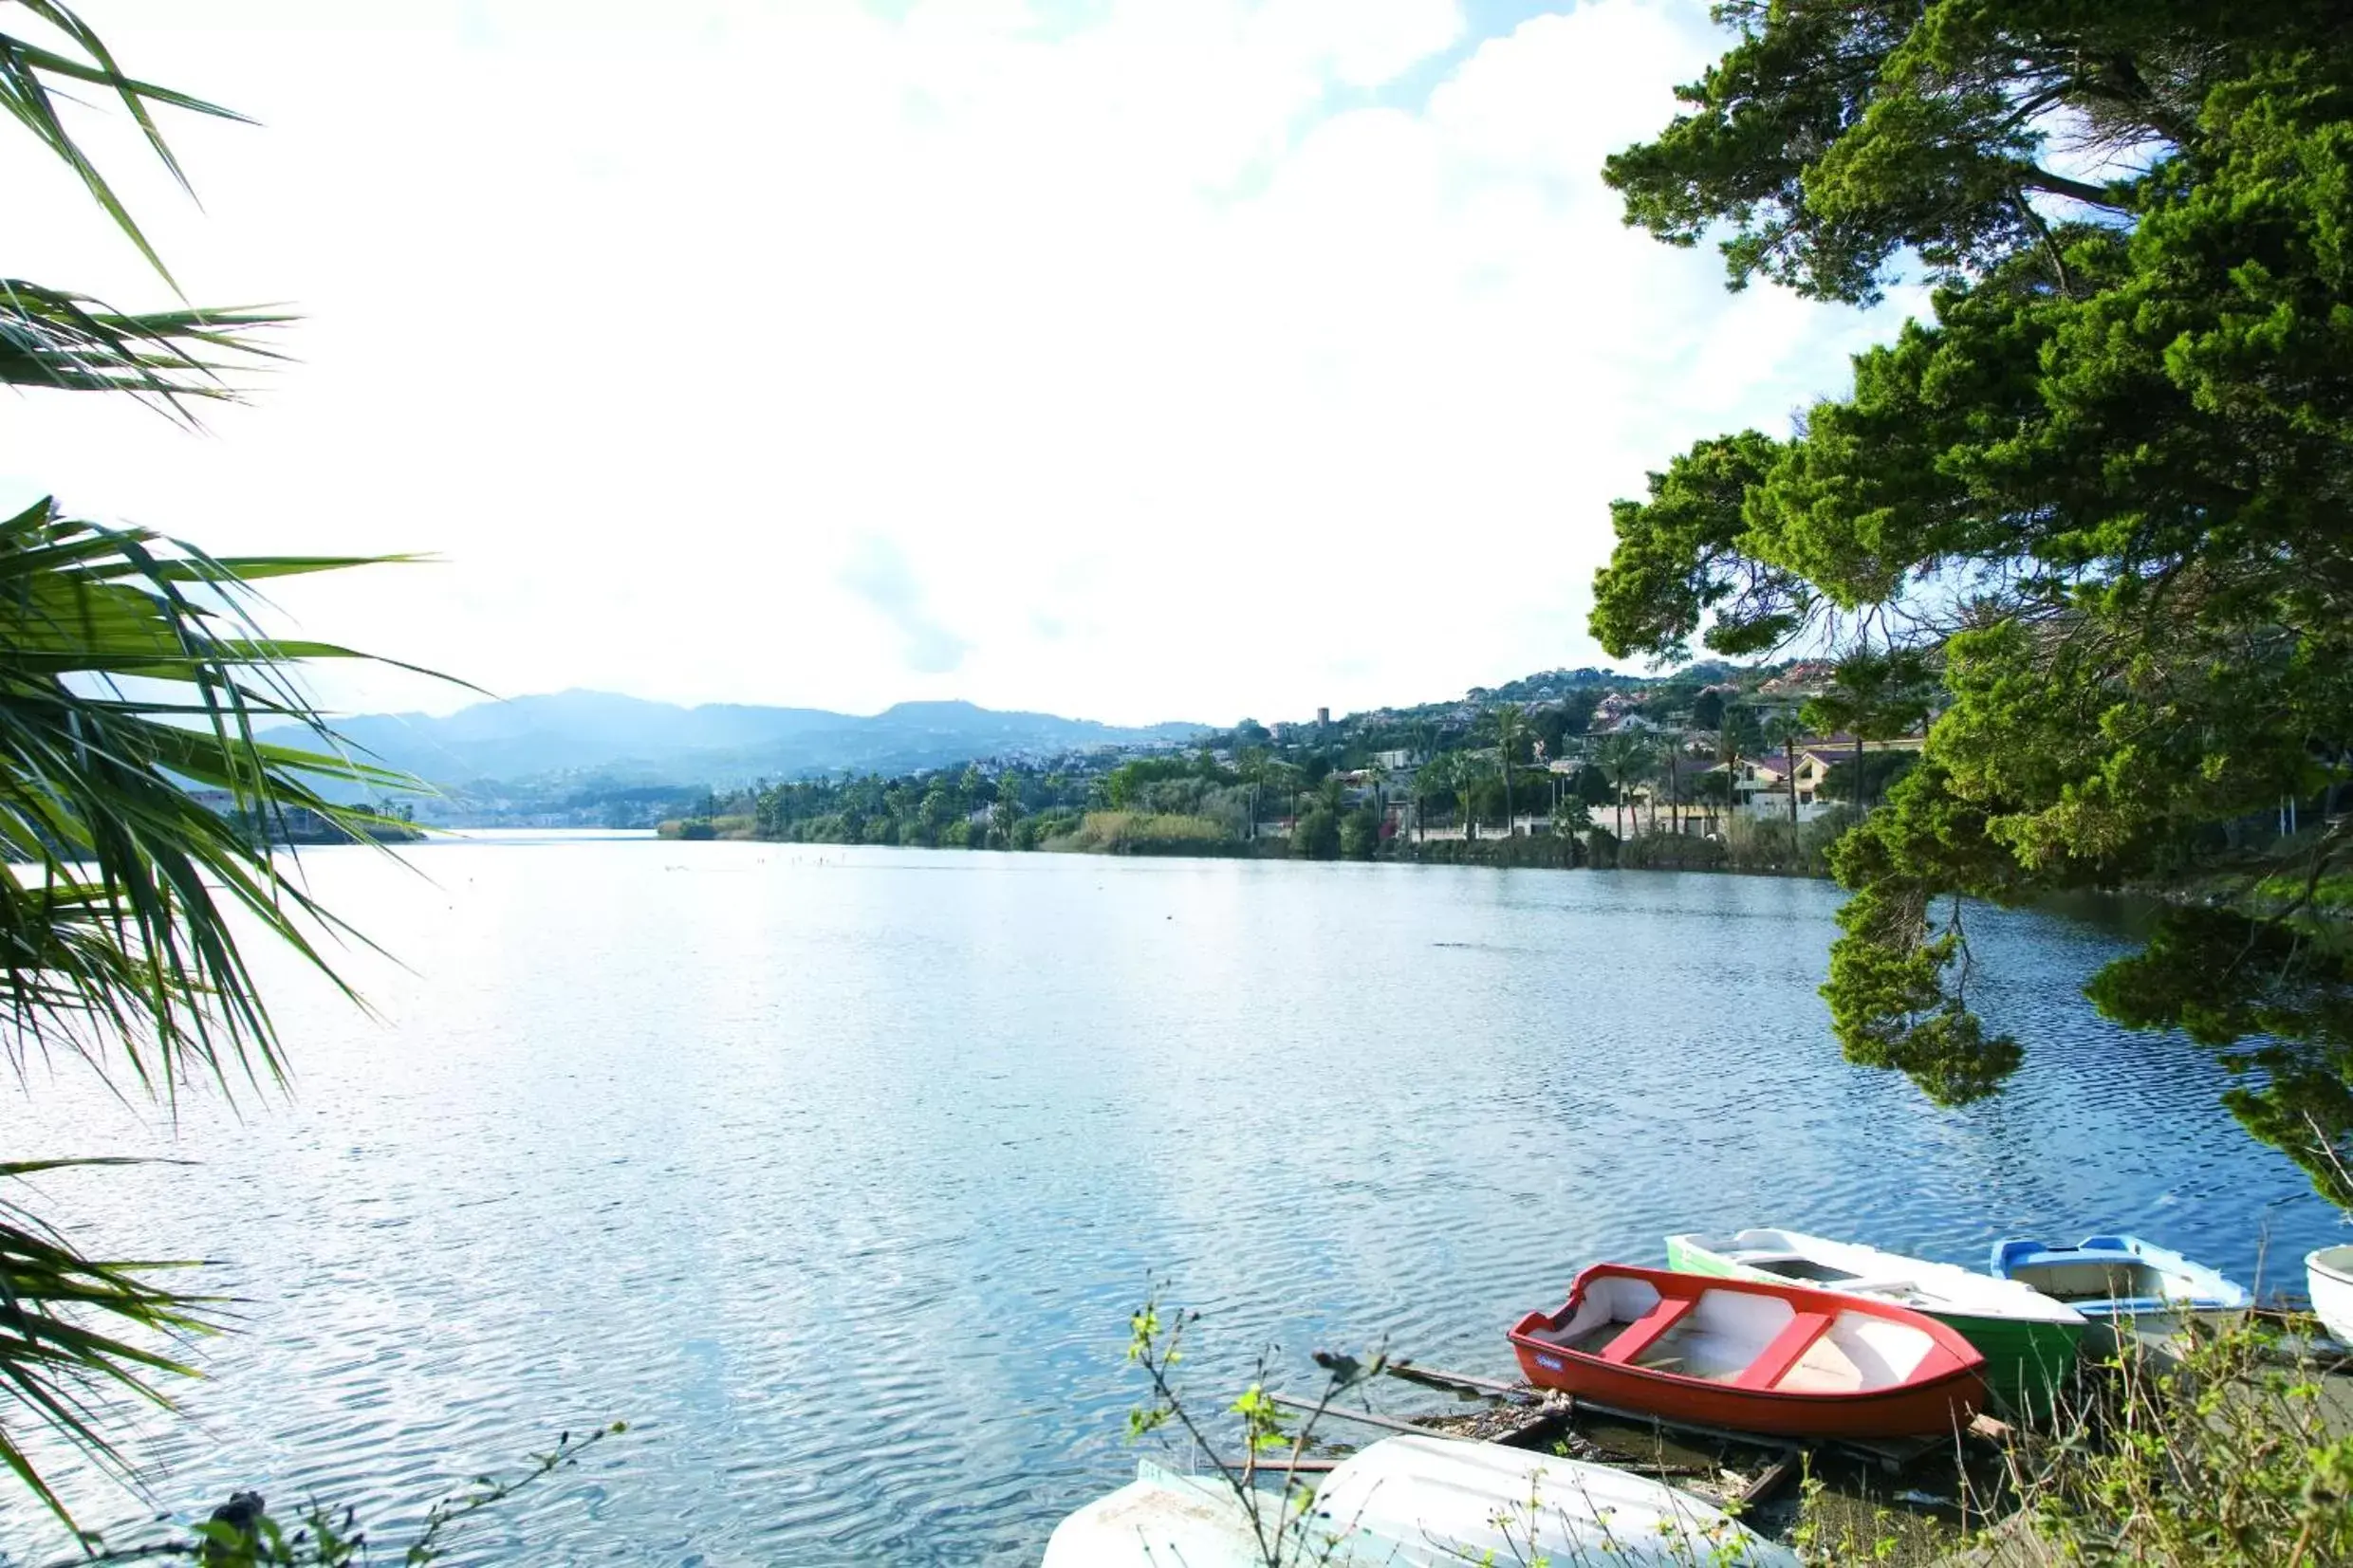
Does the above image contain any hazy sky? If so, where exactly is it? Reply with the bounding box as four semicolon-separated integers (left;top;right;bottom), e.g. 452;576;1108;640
5;0;1913;726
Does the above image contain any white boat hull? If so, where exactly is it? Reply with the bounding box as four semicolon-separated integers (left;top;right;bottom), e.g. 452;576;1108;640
1668;1227;2082;1323
2307;1245;2353;1344
1041;1437;1797;1567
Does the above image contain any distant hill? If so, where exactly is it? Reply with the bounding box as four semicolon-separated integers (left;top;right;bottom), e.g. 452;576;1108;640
270;690;1205;794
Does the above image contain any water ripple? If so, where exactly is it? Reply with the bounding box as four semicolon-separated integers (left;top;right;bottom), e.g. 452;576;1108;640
0;843;2336;1563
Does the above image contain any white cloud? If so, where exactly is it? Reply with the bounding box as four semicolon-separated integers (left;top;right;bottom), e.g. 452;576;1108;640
839;533;973;673
0;0;1911;727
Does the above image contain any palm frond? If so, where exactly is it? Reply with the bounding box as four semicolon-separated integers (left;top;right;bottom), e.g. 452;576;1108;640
0;496;439;1100
0;3;463;1535
0;279;287;410
0;0;250;288
0;1160;216;1527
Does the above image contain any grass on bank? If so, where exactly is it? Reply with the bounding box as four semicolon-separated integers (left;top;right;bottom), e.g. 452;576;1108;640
1791;1316;2352;1566
1046;810;1235;856
1973;1319;2353;1567
657;813;758;840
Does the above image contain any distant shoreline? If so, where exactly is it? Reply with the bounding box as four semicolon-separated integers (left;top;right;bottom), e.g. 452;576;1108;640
658;816;1836;878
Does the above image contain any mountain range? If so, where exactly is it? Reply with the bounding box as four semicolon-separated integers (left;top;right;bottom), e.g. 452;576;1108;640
269;690;1205;795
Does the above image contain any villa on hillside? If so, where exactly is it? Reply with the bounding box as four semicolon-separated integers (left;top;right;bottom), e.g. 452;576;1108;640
1604;733;1930;834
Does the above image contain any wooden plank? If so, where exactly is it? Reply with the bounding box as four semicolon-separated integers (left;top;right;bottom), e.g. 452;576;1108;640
1267;1393;1462;1440
1560;1393;1798;1456
1735;1448;1806;1508
1380;1361;1536;1400
1230;1455;1343;1474
1267;1394;1725;1478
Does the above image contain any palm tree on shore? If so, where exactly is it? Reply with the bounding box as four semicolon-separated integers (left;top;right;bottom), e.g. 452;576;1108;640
1236;746;1270;840
1802;649;1933;811
1654;731;1680;837
1487;705;1529;837
1594;730;1650;841
1777;710;1806;853
1362;756;1390;831
1407;721;1438;842
1420;750;1463;839
1713;701;1762;834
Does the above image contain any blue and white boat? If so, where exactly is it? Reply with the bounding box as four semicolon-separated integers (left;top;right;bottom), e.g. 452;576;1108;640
1991;1234;2251;1357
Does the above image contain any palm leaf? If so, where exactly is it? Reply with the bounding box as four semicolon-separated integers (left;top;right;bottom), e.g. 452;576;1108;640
0;279;287;409
0;0;249;288
0;1160;217;1525
0;497;439;1098
0;2;282;414
0;503;443;1530
0;3;461;1534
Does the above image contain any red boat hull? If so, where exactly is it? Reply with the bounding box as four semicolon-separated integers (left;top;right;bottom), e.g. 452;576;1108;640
1508;1264;1988;1441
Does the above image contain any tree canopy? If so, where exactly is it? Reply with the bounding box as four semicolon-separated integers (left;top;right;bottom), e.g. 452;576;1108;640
1592;2;2353;1204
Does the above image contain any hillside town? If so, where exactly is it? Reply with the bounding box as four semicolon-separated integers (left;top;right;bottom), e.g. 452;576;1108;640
671;657;1936;872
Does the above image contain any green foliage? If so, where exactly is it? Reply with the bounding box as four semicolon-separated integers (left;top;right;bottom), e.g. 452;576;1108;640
753;764;1158;849
1615;831;1729;873
1338;807;1380;860
1994;1322;2353;1566
1058;811;1234;857
1590;732;1656;839
1106;753;1230;808
1594;5;2353;1203
1816;751;1919;806
1590;431;1805;663
1799;653;1932;755
0;1160;213;1521
60;1424;627;1566
1599;0;2333;305
1121;1282;1385;1568
0;2;442;1526
1290;807;1340;859
0;503;419;1099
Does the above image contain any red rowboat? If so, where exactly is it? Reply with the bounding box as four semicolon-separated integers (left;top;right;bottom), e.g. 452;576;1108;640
1507;1264;1987;1439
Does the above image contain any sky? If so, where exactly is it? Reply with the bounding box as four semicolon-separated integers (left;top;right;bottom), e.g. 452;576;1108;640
4;0;1918;727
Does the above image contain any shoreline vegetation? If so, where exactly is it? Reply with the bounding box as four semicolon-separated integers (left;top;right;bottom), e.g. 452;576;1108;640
658;806;1849;877
657;660;1883;879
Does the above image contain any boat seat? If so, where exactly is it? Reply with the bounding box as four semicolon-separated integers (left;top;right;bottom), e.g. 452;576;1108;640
1732;1311;1835;1391
1600;1297;1697;1365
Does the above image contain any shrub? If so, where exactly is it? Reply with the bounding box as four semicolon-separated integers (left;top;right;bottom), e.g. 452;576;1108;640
1291;807;1340;859
1991;1320;2353;1566
1618;831;1727;871
1058;811;1234;856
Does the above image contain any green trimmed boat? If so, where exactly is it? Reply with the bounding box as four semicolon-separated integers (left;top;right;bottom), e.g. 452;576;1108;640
1666;1227;2088;1417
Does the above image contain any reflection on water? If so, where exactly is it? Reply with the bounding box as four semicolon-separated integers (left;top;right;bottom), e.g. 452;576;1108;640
0;839;2336;1564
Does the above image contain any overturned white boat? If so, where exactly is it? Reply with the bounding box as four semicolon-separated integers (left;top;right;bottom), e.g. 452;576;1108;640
1040;1433;1797;1566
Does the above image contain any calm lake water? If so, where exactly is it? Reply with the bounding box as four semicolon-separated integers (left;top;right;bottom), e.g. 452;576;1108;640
0;835;2340;1563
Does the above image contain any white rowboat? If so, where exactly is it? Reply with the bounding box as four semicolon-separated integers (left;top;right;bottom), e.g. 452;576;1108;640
2307;1245;2353;1345
1668;1227;2084;1322
1040;1434;1796;1566
1666;1227;2085;1414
